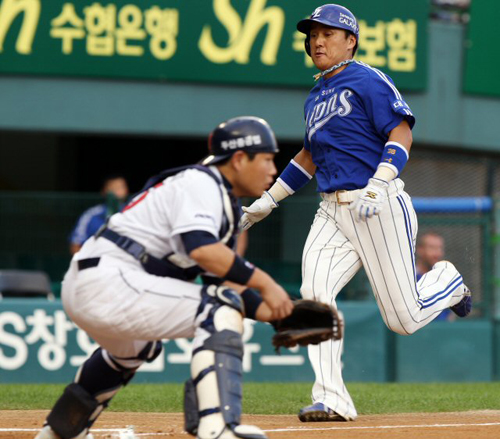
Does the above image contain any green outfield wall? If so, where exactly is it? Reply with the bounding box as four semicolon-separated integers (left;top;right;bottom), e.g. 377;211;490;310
463;0;500;97
0;21;500;152
0;300;493;383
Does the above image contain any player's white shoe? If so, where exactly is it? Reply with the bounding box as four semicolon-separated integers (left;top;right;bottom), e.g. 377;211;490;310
197;424;268;439
35;425;94;439
450;284;472;317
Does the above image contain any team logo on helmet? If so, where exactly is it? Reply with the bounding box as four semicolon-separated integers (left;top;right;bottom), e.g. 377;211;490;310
311;6;323;18
221;135;262;151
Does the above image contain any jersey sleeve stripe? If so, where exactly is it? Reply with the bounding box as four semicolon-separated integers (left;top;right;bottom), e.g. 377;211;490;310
291;159;314;179
355;61;403;101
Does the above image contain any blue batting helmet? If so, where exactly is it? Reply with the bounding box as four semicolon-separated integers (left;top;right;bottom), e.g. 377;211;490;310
201;116;279;166
297;4;359;57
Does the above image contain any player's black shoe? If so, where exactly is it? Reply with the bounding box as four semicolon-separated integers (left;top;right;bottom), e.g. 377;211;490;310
298;402;346;422
450;285;472;317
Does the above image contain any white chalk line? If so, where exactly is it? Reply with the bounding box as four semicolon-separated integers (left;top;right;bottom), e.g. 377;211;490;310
263;422;500;432
0;429;170;437
3;422;500;435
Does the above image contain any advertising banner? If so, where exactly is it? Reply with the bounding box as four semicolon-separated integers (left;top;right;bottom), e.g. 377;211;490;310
0;0;428;89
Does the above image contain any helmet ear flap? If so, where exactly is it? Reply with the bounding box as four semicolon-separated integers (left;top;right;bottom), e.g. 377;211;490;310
305;35;311;56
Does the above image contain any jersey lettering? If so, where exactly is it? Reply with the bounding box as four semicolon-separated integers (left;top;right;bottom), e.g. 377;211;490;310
307;88;353;136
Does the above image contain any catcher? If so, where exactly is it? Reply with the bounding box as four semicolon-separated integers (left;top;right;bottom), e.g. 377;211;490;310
35;116;340;439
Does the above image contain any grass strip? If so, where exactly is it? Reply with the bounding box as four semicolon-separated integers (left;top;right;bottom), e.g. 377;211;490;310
1;383;499;414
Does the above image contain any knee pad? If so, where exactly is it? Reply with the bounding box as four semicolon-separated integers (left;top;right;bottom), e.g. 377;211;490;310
76;348;137;397
186;330;244;437
137;340;163;363
197;285;244;335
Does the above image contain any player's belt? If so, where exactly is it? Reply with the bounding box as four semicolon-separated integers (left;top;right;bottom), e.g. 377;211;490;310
322;190;360;205
94;226;202;281
77;258;100;271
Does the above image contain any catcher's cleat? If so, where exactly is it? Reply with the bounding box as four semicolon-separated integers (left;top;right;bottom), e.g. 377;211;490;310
450;285;472;317
35;425;94;439
298;403;347;422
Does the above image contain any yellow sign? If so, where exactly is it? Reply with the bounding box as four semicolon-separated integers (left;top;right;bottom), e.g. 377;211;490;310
0;0;41;54
50;2;178;59
199;0;284;65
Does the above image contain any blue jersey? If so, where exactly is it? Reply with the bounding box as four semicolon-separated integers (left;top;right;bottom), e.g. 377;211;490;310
304;61;415;193
69;204;108;246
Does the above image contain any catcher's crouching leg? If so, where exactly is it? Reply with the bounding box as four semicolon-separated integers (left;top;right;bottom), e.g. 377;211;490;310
37;342;162;439
185;285;267;439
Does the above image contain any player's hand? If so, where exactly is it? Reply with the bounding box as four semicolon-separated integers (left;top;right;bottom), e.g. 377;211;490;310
240;191;278;231
260;284;294;321
348;178;389;222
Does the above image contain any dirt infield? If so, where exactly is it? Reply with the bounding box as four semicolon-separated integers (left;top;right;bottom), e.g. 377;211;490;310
2;410;500;439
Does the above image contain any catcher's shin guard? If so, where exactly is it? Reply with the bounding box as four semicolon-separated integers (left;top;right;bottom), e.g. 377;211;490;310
44;346;153;438
187;286;267;439
45;383;99;439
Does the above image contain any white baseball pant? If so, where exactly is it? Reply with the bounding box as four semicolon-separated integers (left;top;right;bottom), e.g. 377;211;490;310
301;178;466;420
62;255;205;363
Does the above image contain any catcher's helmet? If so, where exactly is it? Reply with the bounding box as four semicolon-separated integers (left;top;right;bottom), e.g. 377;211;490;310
201;116;279;166
297;4;359;57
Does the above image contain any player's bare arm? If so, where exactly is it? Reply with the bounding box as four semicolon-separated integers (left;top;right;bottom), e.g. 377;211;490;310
293;147;317;176
190;241;293;320
388;120;412;154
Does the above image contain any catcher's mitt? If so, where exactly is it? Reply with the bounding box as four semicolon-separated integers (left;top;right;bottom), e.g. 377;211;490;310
271;300;342;353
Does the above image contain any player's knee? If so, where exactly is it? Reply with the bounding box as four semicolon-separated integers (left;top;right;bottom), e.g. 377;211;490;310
401;322;418;335
107;341;163;370
77;348;138;395
197;285;244;335
383;318;417;336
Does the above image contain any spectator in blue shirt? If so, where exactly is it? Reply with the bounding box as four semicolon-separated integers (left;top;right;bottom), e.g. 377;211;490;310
416;232;453;321
69;175;129;254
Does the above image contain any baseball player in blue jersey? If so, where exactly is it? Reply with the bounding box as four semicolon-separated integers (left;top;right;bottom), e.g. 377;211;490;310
241;3;472;423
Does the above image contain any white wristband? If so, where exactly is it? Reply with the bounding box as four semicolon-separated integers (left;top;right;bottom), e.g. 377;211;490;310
373;165;397;183
268;180;291;203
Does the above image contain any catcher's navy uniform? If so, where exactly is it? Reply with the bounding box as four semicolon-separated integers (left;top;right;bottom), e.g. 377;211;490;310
36;117;291;439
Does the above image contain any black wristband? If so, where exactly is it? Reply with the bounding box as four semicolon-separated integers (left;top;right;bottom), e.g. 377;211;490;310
224;255;255;285
240;288;263;320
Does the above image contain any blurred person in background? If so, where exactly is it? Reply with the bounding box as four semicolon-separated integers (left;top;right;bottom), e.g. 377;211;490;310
69;174;129;254
416;232;453;321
